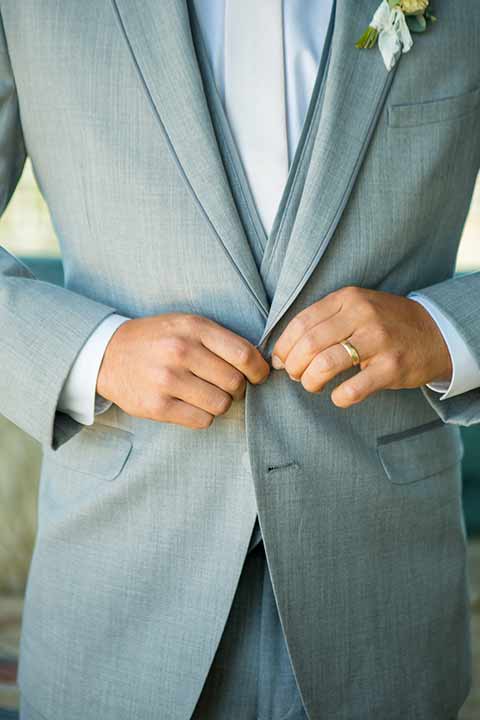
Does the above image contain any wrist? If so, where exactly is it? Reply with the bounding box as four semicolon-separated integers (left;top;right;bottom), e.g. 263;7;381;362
96;319;131;401
428;331;453;385
413;300;453;384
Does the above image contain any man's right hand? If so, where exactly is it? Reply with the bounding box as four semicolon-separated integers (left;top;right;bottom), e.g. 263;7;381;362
96;313;270;429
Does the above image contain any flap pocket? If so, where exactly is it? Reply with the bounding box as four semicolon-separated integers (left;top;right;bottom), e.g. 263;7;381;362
43;423;133;481
388;85;480;128
377;419;464;485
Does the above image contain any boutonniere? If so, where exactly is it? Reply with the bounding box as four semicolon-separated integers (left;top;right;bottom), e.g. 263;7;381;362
355;0;437;71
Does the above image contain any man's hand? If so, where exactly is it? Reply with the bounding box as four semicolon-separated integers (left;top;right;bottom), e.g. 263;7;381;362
271;286;453;408
97;313;270;429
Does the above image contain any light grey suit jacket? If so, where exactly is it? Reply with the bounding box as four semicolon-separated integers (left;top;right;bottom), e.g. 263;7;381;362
1;1;479;718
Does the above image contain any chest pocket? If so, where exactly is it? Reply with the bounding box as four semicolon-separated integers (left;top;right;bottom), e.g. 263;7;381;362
388;85;480;128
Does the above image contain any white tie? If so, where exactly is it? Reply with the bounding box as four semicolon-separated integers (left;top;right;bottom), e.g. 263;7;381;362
224;0;290;236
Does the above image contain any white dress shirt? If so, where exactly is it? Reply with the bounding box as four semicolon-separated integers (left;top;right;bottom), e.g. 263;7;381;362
57;0;480;426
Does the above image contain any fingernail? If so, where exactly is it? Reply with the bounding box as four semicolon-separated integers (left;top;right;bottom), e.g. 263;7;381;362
289;375;301;383
271;355;284;369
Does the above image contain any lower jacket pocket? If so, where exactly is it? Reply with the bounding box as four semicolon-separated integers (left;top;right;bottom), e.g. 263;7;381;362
376;419;464;485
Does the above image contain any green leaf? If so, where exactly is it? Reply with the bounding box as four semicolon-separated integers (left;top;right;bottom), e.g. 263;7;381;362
355;26;379;49
406;14;427;32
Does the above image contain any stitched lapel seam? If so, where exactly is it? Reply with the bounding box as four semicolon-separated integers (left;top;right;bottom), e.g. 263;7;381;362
259;62;399;345
110;0;270;320
260;9;335;280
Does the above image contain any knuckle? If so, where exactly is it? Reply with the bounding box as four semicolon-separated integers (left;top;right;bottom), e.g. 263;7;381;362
362;300;377;320
150;394;171;418
341;285;362;302
165;336;190;361
211;393;232;416
192;413;215;430
236;343;255;366
372;323;390;347
226;372;245;394
383;350;403;375
319;351;336;372
184;313;204;331
251;367;269;384
156;366;177;390
291;314;309;335
302;332;318;356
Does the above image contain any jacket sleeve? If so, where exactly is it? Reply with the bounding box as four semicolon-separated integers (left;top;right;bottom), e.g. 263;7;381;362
413;271;480;426
0;16;117;450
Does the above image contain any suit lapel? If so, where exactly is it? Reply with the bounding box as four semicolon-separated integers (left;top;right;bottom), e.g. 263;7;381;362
110;0;270;319
258;0;401;346
110;0;400;341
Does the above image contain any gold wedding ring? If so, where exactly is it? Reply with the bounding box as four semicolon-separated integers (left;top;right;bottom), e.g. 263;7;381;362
340;340;361;367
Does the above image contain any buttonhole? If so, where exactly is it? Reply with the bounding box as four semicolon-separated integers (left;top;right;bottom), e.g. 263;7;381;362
267;461;300;474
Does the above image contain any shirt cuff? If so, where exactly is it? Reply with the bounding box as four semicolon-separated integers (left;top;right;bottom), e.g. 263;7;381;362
408;292;480;400
57;314;130;425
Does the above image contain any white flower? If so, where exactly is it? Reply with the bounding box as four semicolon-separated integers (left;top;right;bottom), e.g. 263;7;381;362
370;0;414;71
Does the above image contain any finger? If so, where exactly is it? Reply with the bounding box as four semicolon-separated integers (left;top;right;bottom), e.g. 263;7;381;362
300;336;367;393
158;367;234;417
187;345;247;400
283;315;358;380
200;321;270;384
272;293;342;365
152;396;215;430
330;361;388;408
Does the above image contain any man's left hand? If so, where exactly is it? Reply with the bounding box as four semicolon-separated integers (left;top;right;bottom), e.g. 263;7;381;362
271;286;453;408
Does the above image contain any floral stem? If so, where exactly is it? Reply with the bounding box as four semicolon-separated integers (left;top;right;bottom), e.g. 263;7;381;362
355;26;379;49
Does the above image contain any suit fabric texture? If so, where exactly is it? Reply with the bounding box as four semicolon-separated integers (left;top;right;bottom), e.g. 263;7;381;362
20;541;309;720
0;1;479;718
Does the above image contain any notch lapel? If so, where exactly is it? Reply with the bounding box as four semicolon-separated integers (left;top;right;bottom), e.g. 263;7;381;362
110;0;270;319
258;0;400;346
